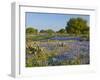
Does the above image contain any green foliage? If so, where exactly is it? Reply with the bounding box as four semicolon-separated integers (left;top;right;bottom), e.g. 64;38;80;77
26;27;38;34
26;42;50;66
26;57;33;67
57;28;66;34
66;17;89;35
40;29;55;35
40;30;46;33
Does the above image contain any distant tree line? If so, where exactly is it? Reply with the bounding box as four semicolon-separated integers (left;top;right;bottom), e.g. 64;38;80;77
26;17;89;35
26;27;38;34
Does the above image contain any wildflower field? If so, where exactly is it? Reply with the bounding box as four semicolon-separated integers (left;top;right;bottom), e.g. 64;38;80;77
26;33;89;67
25;13;90;67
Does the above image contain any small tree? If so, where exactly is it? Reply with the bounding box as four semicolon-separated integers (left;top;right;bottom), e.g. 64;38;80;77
66;17;89;35
40;29;55;35
57;28;66;34
40;30;46;33
26;27;38;34
45;29;55;34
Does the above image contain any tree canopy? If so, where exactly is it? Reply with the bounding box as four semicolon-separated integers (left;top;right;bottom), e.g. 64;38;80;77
26;27;38;34
40;29;55;35
57;28;66;34
66;17;89;35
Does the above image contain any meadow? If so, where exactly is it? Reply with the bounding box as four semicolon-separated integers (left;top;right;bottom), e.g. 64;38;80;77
25;17;89;67
26;33;89;67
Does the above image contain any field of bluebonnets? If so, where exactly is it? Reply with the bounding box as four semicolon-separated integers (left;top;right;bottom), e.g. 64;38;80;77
26;17;90;67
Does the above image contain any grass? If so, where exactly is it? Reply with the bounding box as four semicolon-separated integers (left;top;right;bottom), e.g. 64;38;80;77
26;34;55;41
26;33;89;67
26;40;71;67
26;33;89;41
